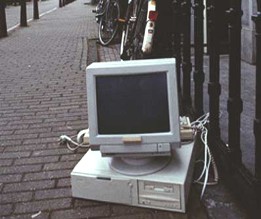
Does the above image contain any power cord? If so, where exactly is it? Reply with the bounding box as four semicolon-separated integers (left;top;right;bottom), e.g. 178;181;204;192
190;113;219;199
59;129;90;151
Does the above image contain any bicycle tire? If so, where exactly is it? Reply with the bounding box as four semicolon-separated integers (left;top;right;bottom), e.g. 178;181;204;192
98;0;120;46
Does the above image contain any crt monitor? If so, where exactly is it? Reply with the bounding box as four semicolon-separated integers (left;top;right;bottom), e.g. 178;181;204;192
86;58;180;158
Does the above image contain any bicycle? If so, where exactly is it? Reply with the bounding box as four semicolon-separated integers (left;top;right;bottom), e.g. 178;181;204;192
93;0;121;46
120;0;158;60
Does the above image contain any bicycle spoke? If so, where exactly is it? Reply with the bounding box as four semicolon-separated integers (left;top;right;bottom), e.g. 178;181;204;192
98;0;120;46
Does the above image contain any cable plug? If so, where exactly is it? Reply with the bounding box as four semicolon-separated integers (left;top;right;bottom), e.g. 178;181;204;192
59;130;90;151
59;135;71;144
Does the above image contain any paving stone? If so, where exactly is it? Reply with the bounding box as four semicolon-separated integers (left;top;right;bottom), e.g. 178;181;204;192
0;151;31;159
14;155;59;165
0;139;23;147
0;164;42;174
14;198;72;214
0;174;23;183
57;177;72;188
35;188;72;200
104;214;153;219
4;144;47;152
60;153;84;162
0;204;13;216
0;159;13;167
31;148;72;157
43;160;77;171
0;192;33;204
50;205;111;219
5;211;50;219
23;169;71;181
3;180;55;193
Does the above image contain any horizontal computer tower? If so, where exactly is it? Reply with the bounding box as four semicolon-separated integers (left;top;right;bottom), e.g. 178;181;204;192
71;141;196;213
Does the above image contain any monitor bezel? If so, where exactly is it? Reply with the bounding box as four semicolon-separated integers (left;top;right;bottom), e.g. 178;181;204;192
87;58;180;149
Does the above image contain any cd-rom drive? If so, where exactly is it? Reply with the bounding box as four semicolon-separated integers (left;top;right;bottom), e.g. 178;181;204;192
71;141;195;213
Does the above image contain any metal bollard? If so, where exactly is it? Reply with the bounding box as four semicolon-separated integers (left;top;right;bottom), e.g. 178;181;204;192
0;1;8;38
33;0;39;19
20;0;27;27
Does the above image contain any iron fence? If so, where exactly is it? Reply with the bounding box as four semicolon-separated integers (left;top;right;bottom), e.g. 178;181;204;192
173;0;261;217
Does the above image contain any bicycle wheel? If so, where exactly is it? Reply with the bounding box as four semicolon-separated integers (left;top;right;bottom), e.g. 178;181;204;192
98;0;120;46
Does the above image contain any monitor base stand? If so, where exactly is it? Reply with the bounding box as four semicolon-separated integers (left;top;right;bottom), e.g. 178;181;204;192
71;141;196;213
109;156;171;176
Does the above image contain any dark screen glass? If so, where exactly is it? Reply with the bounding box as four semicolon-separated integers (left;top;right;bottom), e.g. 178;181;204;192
96;72;170;134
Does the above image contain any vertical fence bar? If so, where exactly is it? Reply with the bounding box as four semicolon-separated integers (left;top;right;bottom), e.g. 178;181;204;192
173;0;182;95
59;0;63;7
227;0;243;164
207;0;221;138
33;0;39;19
0;1;7;38
252;0;261;180
20;0;27;27
181;0;192;110
193;0;205;117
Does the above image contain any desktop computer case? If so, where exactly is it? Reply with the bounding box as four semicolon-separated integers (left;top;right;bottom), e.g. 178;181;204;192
71;141;196;213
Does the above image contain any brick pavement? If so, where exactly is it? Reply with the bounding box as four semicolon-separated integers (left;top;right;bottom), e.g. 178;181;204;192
0;1;99;218
0;0;249;218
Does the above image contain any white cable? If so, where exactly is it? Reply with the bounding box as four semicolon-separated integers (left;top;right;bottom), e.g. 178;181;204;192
59;130;90;151
76;129;89;143
191;113;219;199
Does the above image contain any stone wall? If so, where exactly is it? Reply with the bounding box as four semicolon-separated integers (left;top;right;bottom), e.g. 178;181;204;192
241;0;257;64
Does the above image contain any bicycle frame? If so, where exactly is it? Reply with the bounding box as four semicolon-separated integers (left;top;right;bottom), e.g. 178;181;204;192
93;0;106;23
142;0;158;54
121;0;158;59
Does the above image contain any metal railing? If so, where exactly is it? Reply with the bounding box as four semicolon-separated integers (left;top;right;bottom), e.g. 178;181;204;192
172;0;261;217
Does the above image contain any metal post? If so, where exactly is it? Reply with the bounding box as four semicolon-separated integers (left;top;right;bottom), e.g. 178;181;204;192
252;0;261;180
0;1;8;38
33;0;39;19
227;0;243;164
207;0;221;138
20;0;27;27
59;0;66;7
181;0;192;110
193;0;205;117
172;0;182;96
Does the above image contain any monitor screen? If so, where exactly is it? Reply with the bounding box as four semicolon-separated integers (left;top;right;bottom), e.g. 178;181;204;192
86;58;180;157
96;72;170;134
